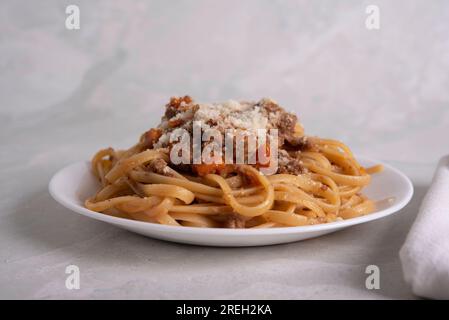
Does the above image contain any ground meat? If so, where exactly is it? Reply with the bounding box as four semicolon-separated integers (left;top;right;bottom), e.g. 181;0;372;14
147;158;173;176
153;97;310;177
206;118;218;127
141;128;162;149
258;98;282;114
278;112;297;135
284;136;312;151
277;150;306;175
164;95;193;119
258;98;299;147
168;118;183;128
277;157;306;175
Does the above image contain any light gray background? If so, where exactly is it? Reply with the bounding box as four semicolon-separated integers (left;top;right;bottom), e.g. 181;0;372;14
1;0;448;299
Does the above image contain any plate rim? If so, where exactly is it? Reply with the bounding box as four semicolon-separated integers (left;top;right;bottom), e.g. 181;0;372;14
48;156;414;236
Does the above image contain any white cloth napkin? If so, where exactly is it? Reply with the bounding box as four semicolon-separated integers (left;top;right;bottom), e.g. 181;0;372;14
400;155;449;299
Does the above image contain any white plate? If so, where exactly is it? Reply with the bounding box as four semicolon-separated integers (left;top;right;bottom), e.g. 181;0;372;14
49;157;413;247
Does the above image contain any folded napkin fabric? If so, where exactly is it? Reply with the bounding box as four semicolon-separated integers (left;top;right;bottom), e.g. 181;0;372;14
400;155;449;299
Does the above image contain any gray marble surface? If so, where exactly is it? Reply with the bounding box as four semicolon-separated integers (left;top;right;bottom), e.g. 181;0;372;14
1;0;449;299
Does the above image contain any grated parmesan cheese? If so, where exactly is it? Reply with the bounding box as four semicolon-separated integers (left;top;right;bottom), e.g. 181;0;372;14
194;100;268;131
153;98;283;148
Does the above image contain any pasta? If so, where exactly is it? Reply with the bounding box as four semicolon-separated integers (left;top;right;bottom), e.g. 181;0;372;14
85;96;382;228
